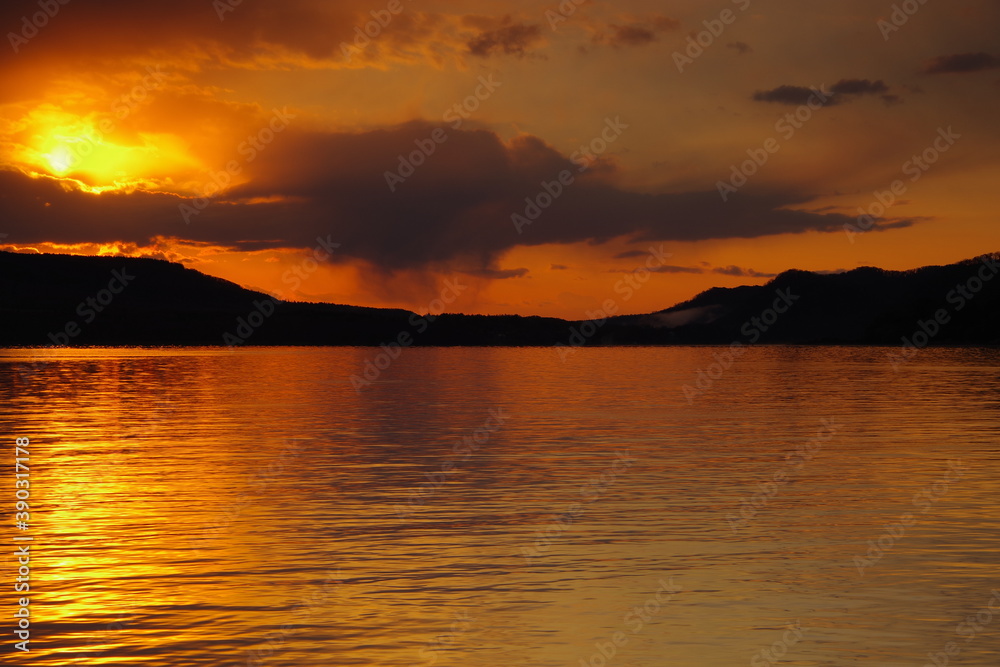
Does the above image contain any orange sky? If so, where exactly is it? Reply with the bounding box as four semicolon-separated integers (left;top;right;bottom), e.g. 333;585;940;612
1;0;998;318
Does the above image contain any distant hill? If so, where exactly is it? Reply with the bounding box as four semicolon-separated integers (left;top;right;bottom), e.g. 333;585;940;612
609;256;1000;346
0;250;998;346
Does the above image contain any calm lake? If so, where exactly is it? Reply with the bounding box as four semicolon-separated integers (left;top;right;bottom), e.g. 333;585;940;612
2;346;999;666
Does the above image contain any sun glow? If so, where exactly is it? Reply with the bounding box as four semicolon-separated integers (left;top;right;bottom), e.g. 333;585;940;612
37;125;162;182
12;106;204;195
44;144;74;173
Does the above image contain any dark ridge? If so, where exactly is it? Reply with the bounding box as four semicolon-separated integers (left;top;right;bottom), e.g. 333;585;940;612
1;250;998;346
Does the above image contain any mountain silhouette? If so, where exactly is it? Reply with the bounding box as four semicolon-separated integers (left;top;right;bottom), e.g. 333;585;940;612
1;250;998;347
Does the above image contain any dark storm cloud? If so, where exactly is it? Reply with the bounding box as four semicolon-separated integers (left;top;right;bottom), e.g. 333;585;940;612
0;0;510;70
467;19;543;58
921;52;1000;74
649;265;704;274
641;264;775;277
753;79;893;107
590;15;678;49
605;25;658;47
752;85;833;106
0;123;909;274
712;266;777;278
0;0;366;63
829;79;889;96
465;267;530;279
726;41;752;54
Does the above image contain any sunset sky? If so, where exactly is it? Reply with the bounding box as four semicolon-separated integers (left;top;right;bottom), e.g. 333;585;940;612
1;0;998;318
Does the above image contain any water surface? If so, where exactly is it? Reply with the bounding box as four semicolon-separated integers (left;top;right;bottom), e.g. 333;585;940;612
1;346;999;666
